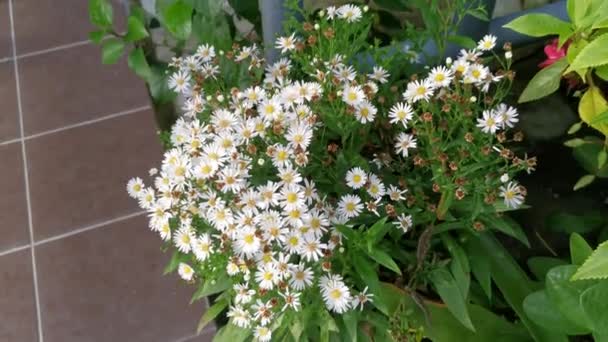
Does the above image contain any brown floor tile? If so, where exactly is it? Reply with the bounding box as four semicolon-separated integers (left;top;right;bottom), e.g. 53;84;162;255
12;0;126;54
26;109;161;241
0;60;19;141
0;1;11;59
36;215;206;342
19;43;149;135
0;249;38;342
0;143;29;252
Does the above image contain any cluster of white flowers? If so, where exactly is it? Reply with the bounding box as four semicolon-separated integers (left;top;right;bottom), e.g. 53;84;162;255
127;4;525;337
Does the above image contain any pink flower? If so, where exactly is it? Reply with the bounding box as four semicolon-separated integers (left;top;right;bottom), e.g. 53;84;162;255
538;38;569;68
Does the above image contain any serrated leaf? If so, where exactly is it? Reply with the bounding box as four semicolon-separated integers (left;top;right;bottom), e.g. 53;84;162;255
162;0;193;40
573;174;596;190
128;48;152;81
518;58;568;103
571;34;608;70
125;15;148;42
429;267;475;332
504;13;572;37
101;38;124;64
89;0;113;28
523;290;589;334
546;265;594;331
573;241;608;280
580;282;608;334
197;297;229;333
570;233;593;265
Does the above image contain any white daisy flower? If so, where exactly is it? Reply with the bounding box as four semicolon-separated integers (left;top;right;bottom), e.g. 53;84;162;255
352;286;374;311
500;181;524;208
280;184;305;210
178;263;194;281
476;109;500;134
366;174;385;199
388;102;414;127
387;185;407;201
126;177;145;199
234;283;256;304
342;85;365;106
464;64;489;84
451;58;469;74
355;100;377;124
337;194;363;219
337;4;362;22
276;33;298;53
403;79;435;103
345;167;367;189
326;6;338;19
428;66;454;88
168;70;191;93
234;227;261;257
227;306;251;328
478;34;497;51
285;122;313;150
368;66;389;84
280;289;302;312
394;214;413;233
395;132;417;157
320;275;352;313
255;263;280;290
196;43;215;62
173;227;194;253
192;234;213;261
254;326;272;342
493;103;519;128
289;263;314;290
299;235;326;262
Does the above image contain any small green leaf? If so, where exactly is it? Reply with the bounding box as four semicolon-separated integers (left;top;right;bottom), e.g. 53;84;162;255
571;33;608;70
573;174;596;190
567;121;583;134
570;233;593;265
127;48;152;81
89;0;113;28
504;13;572;37
190;275;231;303
480;214;530;247
124;15;148;42
429;267;475;332
101;38;124;64
573;138;608;177
546;265;594;331
597;64;608;80
212;324;250;342
467;7;489;21
567;0;591;27
163;251;181;275
447;35;477;49
573;241;608;280
599;149;608;168
197;297;229;333
368;248;402;275
564;138;587;147
365;217;389;243
162;0;193;40
523;290;590;334
580;282;608;334
88;29;106;44
518;58;568;103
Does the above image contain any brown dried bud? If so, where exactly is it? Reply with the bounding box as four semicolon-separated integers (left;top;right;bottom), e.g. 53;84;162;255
323;28;335;39
484;193;496;204
481;146;491;156
500;148;513;159
390;85;398;93
438;153;448;163
385;204;397;217
247;144;257;155
266;145;276;157
518;185;528;196
295;152;309;166
413;155;425;166
307;35;317;45
513;131;525;142
512;157;522;166
455;188;466;200
377;96;386;105
503;42;512;51
496;132;507;143
455;177;466;186
422;112;433;122
273;122;284;135
473;221;485;231
432;183;441;193
295;42;305;52
442;104;451;113
303;22;313;31
449;161;458;171
427;204;437;212
322;261;332;272
327;143;339;154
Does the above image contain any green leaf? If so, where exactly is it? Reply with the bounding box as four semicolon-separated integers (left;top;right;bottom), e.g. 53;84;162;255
127;48;152;81
365;217;389;244
570;233;593;265
527;257;567;281
162;0;193;40
480;214;530;247
467;7;489;21
465;240;492;300
447;35;477;50
567;121;583;134
599;149;608;169
546;211;605;234
564;138;587;147
190;275;231;303
590;110;608;126
573;138;608;177
518;58;568;103
124;15;148;42
546;265;595;331
580;282;608;334
163;251;181;275
341;311;359;342
197;297;229;333
89;0;113;28
101;38;124;64
212;324;250;342
523;290;590;334
368;248;402;275
567;0;592;27
475;233;568;342
573;174;596;190
504;13;572;37
573;241;608;280
148;64;176;104
442;234;470;299
351;254;387;314
429;267;475;332
88;29;106;44
597;64;608;80
571;34;608;70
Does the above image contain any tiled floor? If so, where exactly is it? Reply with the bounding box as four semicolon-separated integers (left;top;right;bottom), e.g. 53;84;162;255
0;0;212;341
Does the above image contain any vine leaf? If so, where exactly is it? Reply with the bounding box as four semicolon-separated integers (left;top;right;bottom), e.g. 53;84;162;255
572;241;608;280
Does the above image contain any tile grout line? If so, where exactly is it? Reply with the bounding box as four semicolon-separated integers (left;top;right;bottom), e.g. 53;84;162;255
0;105;151;147
8;1;44;342
0;39;92;64
34;211;147;246
0;243;31;258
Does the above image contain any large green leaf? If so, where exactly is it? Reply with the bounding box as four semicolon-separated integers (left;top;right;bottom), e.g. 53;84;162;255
429;267;475;331
527;257;567;281
573;241;608;280
213;324;251;342
162;0;193;40
597;64;608;81
190;274;232;303
518;58;568;103
351;254;387;314
578;85;608;136
572;138;608;177
465;239;492;300
580;282;608;334
197;296;229;333
89;0;113;28
523;290;589;335
367;247;402;275
127;47;152;81
475;233;569;342
570;233;593;265
504;13;572;37
480;214;530;247
545;265;594;331
101;38;124;64
441;234;470;299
